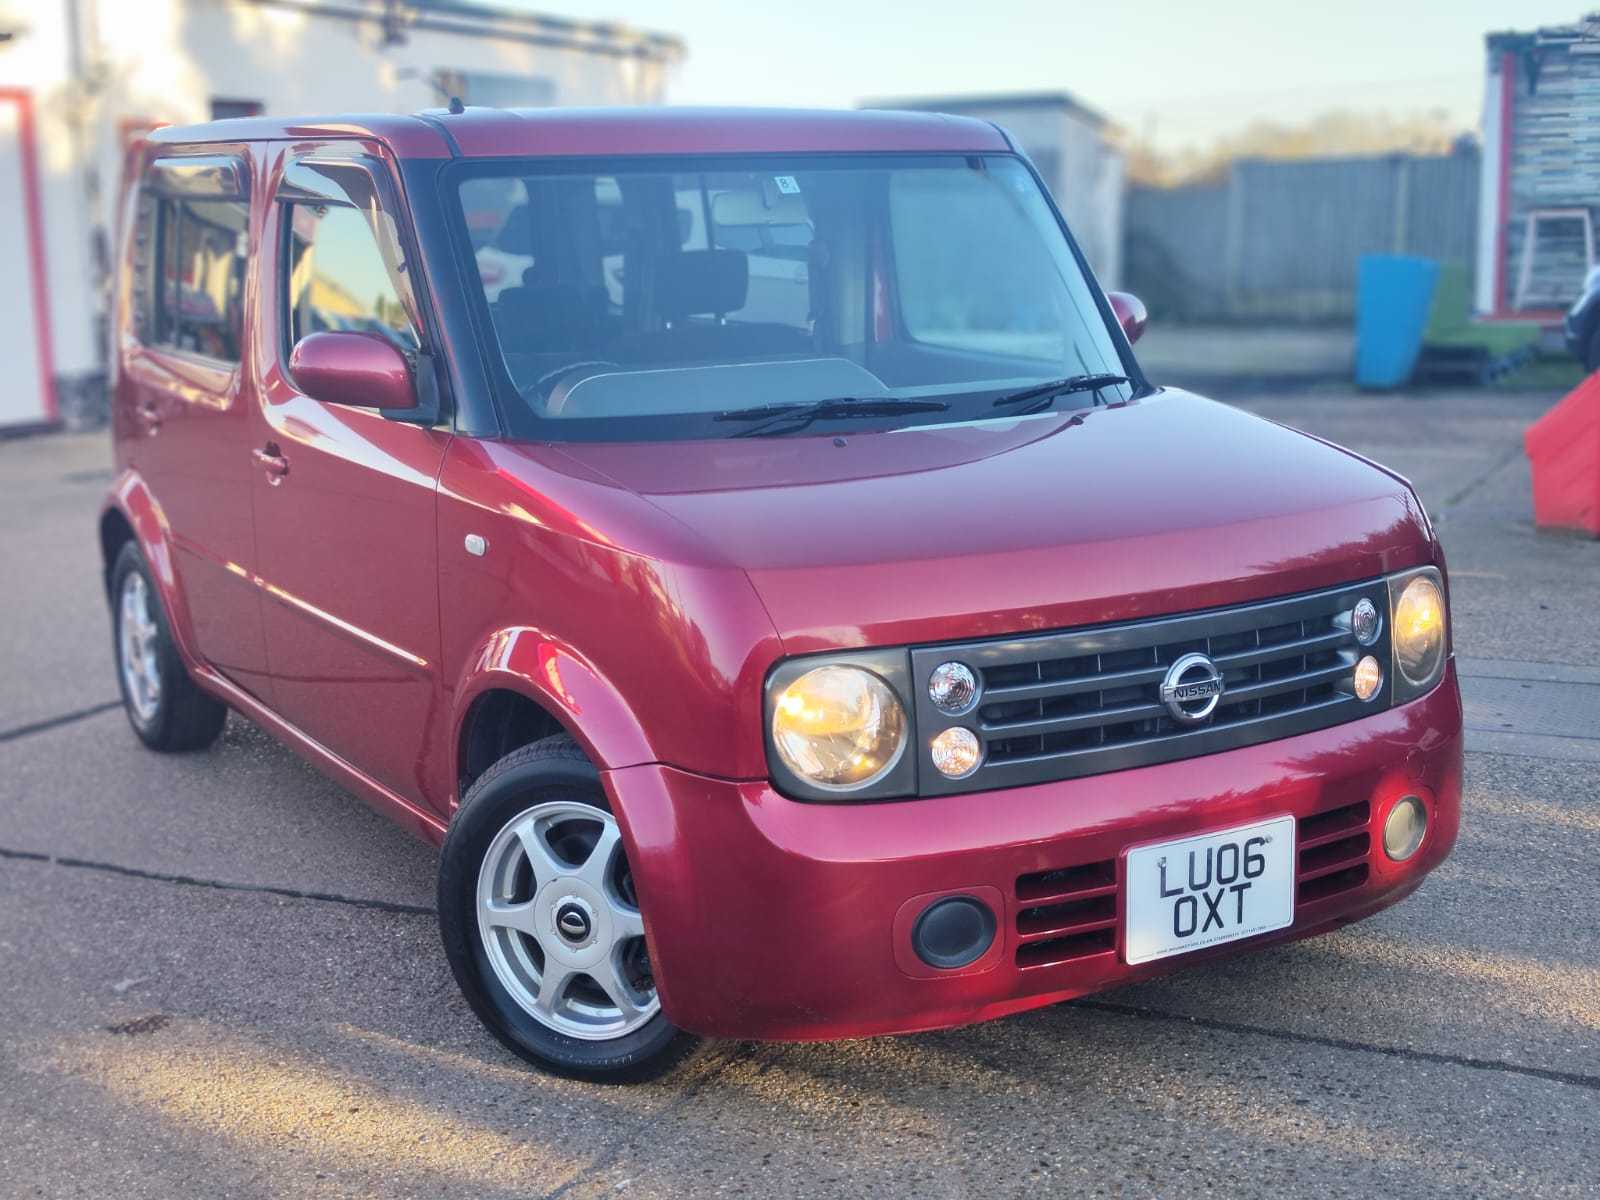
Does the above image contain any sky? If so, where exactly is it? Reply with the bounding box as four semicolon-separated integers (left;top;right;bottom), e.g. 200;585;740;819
530;0;1580;152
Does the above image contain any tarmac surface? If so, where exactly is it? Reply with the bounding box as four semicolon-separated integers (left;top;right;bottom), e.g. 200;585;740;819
2;381;1597;1198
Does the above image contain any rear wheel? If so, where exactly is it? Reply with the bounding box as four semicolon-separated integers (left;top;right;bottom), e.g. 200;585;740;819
110;541;227;752
438;734;694;1081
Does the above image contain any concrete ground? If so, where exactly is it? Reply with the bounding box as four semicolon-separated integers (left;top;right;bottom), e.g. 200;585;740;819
2;383;1598;1199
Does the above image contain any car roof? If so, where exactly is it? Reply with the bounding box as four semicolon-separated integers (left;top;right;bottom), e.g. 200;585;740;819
145;106;1012;160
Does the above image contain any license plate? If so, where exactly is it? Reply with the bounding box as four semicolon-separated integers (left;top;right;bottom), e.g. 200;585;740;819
1123;815;1296;965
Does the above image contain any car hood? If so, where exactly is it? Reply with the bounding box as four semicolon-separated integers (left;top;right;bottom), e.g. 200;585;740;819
540;389;1434;654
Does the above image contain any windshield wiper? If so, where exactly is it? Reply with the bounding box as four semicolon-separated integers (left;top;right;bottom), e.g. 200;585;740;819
717;397;949;438
991;373;1131;415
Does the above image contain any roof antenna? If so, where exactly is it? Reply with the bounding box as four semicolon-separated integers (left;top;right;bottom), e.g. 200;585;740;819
447;96;465;115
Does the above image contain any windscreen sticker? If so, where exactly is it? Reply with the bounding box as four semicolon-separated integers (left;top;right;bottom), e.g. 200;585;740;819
773;175;801;195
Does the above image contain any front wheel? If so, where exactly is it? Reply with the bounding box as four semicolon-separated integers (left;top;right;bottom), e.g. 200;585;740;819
437;735;694;1082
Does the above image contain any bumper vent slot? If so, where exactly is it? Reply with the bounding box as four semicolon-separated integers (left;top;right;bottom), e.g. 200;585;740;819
1015;859;1114;903
1295;801;1372;903
1017;926;1115;969
1013;857;1118;969
911;580;1393;797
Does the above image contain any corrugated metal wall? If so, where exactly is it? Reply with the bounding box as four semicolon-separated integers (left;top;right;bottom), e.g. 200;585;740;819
1125;150;1479;320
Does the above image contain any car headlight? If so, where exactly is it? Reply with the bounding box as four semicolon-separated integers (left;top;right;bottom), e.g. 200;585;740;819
769;663;908;794
1388;568;1448;699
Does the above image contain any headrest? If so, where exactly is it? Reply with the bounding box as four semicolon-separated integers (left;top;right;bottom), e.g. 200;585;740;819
657;250;748;317
499;281;580;308
495;204;534;255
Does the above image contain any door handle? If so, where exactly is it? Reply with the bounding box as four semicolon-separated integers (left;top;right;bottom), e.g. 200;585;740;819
252;445;289;481
135;401;161;433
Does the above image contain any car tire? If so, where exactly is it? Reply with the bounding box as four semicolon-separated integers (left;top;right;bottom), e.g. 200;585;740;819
438;733;696;1082
110;541;228;752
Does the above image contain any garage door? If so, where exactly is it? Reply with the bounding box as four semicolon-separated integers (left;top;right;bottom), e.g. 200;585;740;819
0;89;56;430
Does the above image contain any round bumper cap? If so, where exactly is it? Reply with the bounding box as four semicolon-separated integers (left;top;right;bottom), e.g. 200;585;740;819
912;895;997;970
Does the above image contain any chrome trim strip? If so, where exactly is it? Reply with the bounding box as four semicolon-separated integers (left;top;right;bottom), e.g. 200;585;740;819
260;582;431;671
221;561;429;670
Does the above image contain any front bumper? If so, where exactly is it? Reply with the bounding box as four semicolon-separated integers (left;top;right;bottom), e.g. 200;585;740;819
605;660;1463;1041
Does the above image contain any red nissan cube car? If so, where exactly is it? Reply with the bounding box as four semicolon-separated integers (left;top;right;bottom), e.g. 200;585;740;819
100;107;1461;1081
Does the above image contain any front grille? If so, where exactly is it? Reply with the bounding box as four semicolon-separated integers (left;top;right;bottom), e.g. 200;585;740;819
909;579;1392;797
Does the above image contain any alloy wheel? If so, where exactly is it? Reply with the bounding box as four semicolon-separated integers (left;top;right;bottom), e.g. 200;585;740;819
118;571;162;724
475;800;658;1040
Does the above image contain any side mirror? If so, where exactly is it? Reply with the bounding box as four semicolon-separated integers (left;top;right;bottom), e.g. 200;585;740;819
1107;291;1148;345
289;331;417;412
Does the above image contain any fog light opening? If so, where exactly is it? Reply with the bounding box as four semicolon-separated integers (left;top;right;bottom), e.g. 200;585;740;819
1353;654;1383;701
912;896;996;970
1383;795;1428;861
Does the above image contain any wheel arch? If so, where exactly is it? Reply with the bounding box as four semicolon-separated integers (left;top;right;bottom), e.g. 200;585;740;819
98;505;136;599
456;688;568;796
99;475;204;668
451;626;659;811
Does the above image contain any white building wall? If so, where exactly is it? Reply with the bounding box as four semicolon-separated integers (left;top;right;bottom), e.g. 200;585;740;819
0;94;51;426
0;0;682;424
84;1;676;234
0;1;102;385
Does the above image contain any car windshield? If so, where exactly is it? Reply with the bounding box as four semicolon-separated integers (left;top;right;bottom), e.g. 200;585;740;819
451;153;1135;441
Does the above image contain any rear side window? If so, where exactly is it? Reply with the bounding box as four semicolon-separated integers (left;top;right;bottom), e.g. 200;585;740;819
133;156;251;363
155;198;249;359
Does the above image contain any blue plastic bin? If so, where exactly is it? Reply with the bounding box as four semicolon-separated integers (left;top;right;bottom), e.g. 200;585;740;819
1355;255;1439;390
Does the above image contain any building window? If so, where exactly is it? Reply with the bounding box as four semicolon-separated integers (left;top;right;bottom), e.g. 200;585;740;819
211;98;264;121
451;71;556;108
